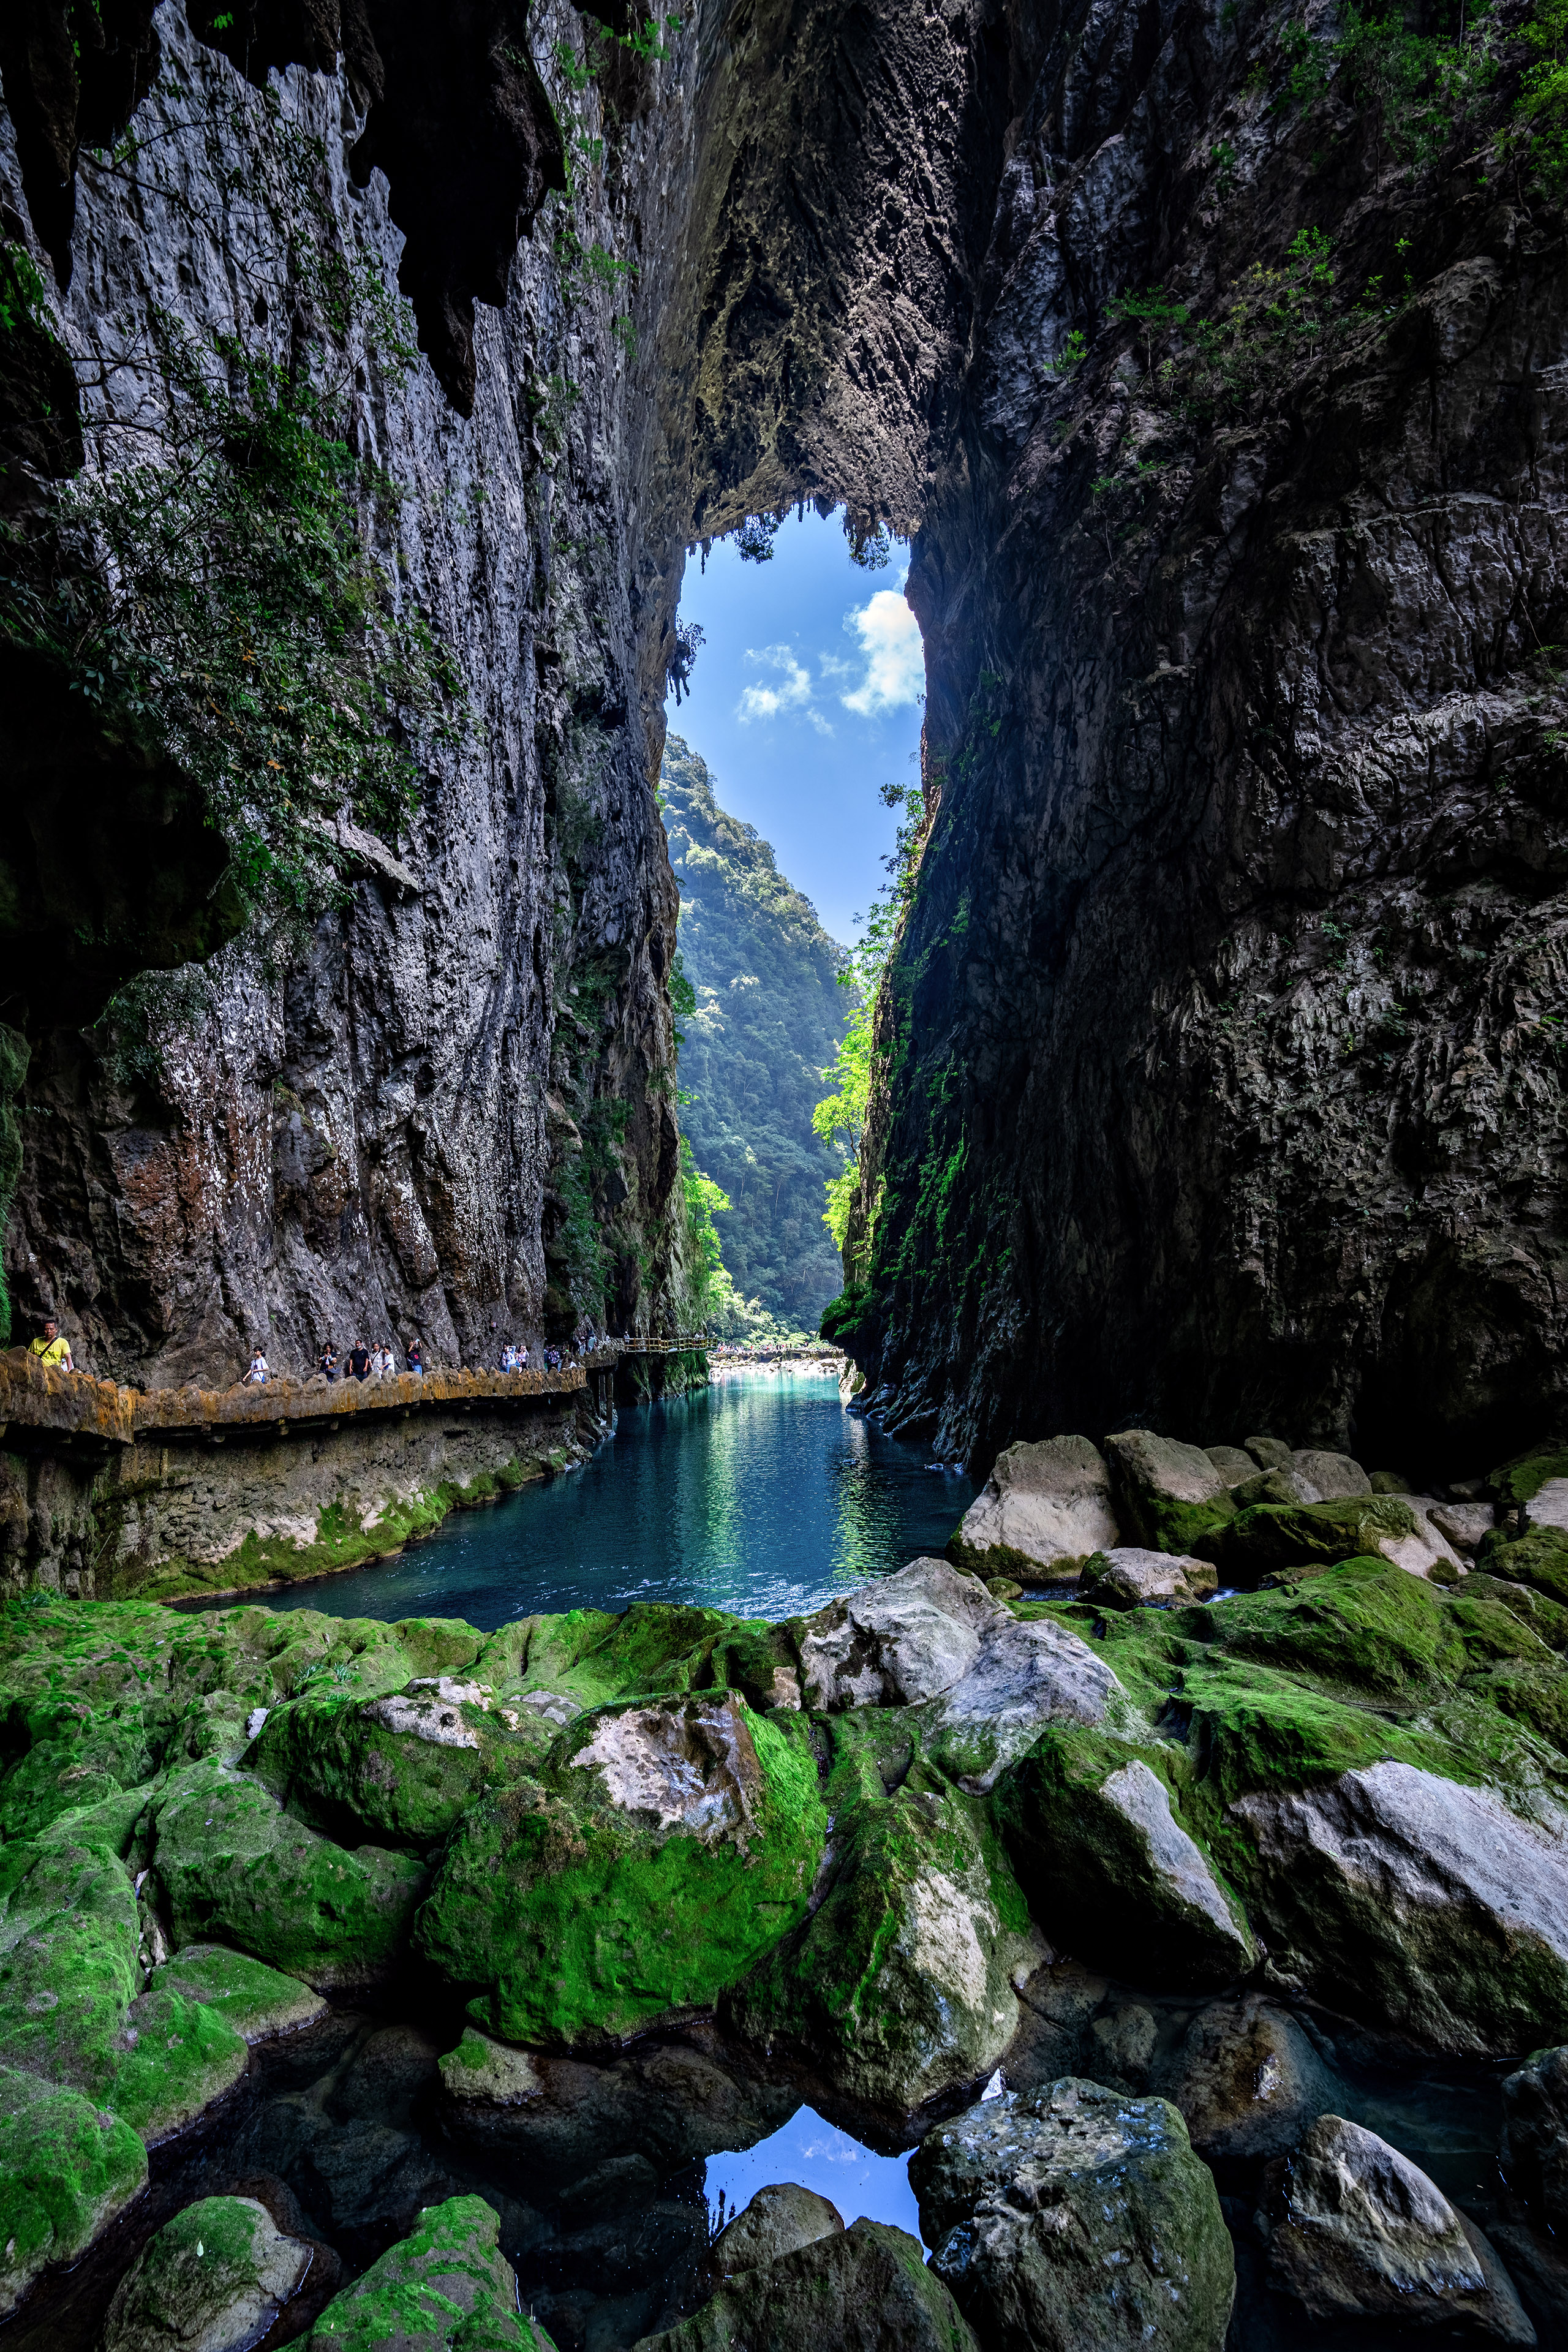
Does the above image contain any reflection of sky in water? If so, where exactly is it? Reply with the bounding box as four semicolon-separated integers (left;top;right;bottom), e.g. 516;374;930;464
704;2105;925;2248
228;1373;976;1631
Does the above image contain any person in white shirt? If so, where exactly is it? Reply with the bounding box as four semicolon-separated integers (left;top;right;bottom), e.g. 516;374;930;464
243;1351;270;1384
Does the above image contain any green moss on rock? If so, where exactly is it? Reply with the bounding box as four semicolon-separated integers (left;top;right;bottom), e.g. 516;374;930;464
1478;1525;1568;1607
1204;1556;1460;1695
149;1942;325;2041
1210;1496;1415;1580
1488;1443;1568;1509
151;1761;426;1989
303;2193;554;2351
102;2194;311;2352
415;1697;825;2046
105;1987;248;2143
0;2064;147;2317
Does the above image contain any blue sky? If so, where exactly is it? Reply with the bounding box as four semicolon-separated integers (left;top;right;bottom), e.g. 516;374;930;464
664;509;926;946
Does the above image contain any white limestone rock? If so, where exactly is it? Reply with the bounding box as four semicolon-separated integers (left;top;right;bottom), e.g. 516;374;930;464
949;1435;1120;1581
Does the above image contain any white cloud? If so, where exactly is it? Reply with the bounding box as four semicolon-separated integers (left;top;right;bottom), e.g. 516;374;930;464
840;589;924;717
736;644;826;728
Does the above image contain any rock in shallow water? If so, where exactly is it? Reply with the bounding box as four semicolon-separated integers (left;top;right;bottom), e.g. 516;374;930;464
103;2194;311;2352
1268;2114;1535;2342
634;2217;977;2352
1502;2044;1568;2226
948;1436;1121;1582
1158;1996;1341;2163
712;2181;843;2274
1231;1760;1568;2053
0;2062;147;2316
303;2193;555;2350
1084;1548;1217;1609
911;2076;1235;2352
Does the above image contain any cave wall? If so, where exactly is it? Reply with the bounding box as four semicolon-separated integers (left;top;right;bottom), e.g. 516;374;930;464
1;0;690;1381
5;0;1566;1455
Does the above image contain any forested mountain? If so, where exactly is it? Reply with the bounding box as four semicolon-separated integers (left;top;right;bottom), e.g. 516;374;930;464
661;736;849;1334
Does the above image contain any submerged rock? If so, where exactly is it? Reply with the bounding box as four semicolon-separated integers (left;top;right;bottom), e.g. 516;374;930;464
302;2193;554;2349
1082;1549;1218;1610
997;1734;1255;1989
1102;1431;1237;1556
1268;2114;1534;2342
102;2194;311;2352
1232;1760;1568;2052
416;1695;825;2046
948;1437;1120;1583
712;2182;843;2274
634;2217;977;2352
911;2077;1235;2352
1502;2045;1568;2226
1159;1996;1340;2162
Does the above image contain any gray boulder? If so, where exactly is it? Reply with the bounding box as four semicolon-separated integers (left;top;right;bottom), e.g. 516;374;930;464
1291;1450;1372;1502
713;2182;843;2274
1231;1760;1568;2053
1084;1548;1217;1610
1204;1446;1257;1486
633;2217;978;2351
1502;2044;1568;2225
911;2077;1235;2351
1245;1436;1295;1471
103;2195;311;2352
1268;2114;1535;2342
800;1558;1003;1710
949;1437;1120;1582
924;1613;1121;1790
1431;1500;1498;1556
1102;1432;1237;1555
1159;1996;1340;2161
998;1740;1256;1988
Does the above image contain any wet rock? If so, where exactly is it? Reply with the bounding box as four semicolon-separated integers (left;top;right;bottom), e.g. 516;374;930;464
1291;1452;1372;1504
0;2062;147;2315
437;2028;796;2183
416;1697;825;2047
1488;2226;1568;2347
712;2182;843;2274
922;1612;1121;1789
911;2076;1235;2352
151;1942;326;2041
729;1776;1039;2115
1087;2001;1157;2090
302;2192;555;2349
1003;1959;1108;2094
1083;1548;1217;1610
997;1735;1255;1989
1502;2045;1568;2225
1159;1996;1340;2162
1102;1431;1236;1556
1231;1761;1568;2053
107;1984;248;2144
948;1436;1120;1582
633;2217;978;2352
799;1557;1004;1709
150;1761;426;1991
102;2193;311;2352
1268;2114;1535;2342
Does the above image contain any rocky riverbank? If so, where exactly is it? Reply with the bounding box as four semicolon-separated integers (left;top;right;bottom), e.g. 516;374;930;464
1;1424;1565;2346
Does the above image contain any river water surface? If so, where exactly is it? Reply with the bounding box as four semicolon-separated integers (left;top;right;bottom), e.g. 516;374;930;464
257;1368;976;1628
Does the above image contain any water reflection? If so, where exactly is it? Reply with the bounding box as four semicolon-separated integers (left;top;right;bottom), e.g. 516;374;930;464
235;1372;976;1630
704;2105;924;2247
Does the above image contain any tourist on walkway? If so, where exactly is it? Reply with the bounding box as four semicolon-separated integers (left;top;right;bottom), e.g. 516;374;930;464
370;1343;394;1379
243;1349;270;1384
346;1340;371;1380
318;1343;339;1381
407;1341;424;1376
29;1318;73;1372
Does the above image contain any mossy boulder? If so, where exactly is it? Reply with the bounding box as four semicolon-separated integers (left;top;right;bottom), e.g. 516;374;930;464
634;2217;978;2352
149;1942;326;2041
728;1771;1038;2114
1488;1443;1568;1510
1479;1523;1568;1606
1209;1495;1416;1581
948;1435;1121;1583
1203;1555;1460;1695
994;1728;1254;1989
303;2193;554;2350
102;2194;311;2352
105;1986;249;2143
911;2078;1235;2352
0;2064;147;2316
150;1761;426;1990
415;1695;825;2047
1102;1431;1237;1556
0;1838;141;2097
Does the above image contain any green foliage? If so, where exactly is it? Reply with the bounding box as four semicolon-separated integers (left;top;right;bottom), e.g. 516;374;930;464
1046;326;1087;377
680;1135;731;1325
1336;1;1498;162
662;736;852;1328
0;243;51;338
1521;0;1568;180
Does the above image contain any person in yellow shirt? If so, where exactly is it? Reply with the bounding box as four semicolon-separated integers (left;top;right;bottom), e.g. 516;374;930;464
28;1318;74;1373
